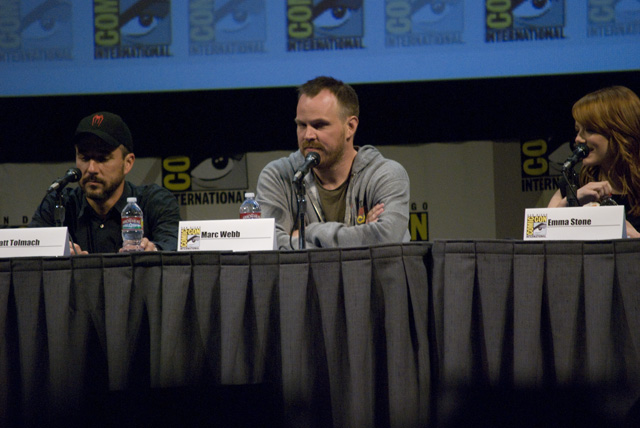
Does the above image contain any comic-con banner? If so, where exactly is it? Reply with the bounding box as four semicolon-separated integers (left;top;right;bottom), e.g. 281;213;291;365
286;0;365;51
588;0;640;37
93;0;172;59
385;0;464;47
189;0;266;55
485;0;566;42
0;0;73;62
520;137;572;193
1;1;638;96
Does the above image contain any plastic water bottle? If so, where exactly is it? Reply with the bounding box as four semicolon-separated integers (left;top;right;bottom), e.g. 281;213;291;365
239;192;261;219
121;197;144;251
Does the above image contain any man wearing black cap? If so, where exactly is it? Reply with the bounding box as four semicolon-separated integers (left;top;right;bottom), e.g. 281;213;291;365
30;112;181;254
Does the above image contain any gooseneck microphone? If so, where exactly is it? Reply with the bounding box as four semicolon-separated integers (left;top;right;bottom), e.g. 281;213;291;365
562;144;590;170
293;152;320;183
47;167;82;193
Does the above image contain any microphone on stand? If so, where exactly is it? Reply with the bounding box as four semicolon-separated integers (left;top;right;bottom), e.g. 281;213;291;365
560;144;590;207
562;144;590;170
47;167;81;193
293;152;320;183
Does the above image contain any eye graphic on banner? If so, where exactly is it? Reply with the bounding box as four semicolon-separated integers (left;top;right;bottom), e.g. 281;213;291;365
162;154;248;193
215;0;265;41
412;2;454;24
191;155;248;190
1;0;73;60
486;0;566;42
217;6;251;33
513;0;553;19
189;0;266;54
120;1;171;44
120;2;170;40
21;0;72;43
312;2;362;36
287;0;364;51
385;0;463;46
94;0;172;59
411;0;461;23
588;0;640;36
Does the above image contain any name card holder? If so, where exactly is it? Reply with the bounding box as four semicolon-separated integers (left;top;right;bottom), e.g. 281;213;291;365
523;206;626;240
0;227;70;258
177;218;276;252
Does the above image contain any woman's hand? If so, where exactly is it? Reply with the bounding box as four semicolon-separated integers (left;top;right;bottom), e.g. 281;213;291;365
575;181;614;205
548;181;614;208
626;221;640;239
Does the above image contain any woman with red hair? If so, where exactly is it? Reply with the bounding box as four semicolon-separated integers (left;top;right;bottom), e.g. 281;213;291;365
548;85;640;237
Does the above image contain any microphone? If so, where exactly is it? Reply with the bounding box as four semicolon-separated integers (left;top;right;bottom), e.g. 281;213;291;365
293;152;320;183
562;144;590;170
47;167;81;193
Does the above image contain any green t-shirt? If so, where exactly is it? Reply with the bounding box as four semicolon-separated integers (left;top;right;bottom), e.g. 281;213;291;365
315;175;349;223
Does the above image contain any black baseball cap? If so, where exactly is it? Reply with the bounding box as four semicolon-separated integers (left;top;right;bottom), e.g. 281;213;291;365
74;112;134;152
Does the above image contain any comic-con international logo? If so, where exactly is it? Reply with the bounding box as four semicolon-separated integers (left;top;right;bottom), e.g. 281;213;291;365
520;138;575;193
485;0;566;42
385;0;464;47
180;227;201;250
189;0;266;55
588;0;640;37
93;0;172;59
0;0;73;62
162;154;248;207
526;214;548;238
287;0;364;51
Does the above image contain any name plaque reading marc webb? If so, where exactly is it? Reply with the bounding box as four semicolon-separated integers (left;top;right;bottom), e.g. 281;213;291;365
177;218;276;252
523;206;626;241
0;227;70;258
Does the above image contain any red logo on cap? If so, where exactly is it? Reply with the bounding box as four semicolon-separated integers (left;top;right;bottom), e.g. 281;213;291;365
92;115;104;127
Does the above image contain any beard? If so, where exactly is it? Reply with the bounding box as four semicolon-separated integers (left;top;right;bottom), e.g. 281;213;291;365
317;143;345;170
81;174;123;202
301;129;348;170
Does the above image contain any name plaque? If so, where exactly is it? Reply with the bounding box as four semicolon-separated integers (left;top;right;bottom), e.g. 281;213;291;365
177;218;276;252
523;206;626;240
0;227;70;258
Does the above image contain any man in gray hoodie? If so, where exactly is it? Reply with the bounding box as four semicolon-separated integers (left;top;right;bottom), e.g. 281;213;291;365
256;76;411;250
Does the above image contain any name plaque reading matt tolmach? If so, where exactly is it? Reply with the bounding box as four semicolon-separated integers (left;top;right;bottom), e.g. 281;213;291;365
0;227;70;258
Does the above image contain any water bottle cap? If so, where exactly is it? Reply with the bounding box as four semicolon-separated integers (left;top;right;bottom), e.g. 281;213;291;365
244;192;255;199
127;197;137;203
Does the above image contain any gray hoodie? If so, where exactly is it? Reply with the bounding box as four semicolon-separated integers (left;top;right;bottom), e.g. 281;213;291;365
256;145;411;249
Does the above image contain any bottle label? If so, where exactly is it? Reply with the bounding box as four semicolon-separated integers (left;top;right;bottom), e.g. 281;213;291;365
240;213;261;219
122;216;143;229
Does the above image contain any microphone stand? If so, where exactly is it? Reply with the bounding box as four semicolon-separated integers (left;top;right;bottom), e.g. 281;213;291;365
53;189;66;227
52;189;78;255
294;178;307;250
560;166;580;207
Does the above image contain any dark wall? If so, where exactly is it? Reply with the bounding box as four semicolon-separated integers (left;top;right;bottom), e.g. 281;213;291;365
1;70;638;164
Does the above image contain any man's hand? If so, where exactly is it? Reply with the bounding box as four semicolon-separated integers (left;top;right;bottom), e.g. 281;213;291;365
69;241;88;255
140;238;158;251
118;238;159;253
366;203;385;223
